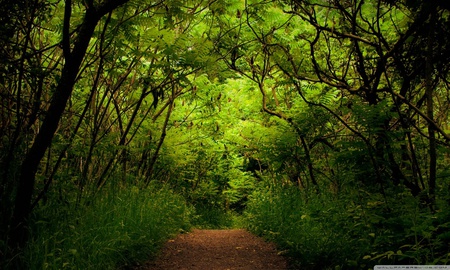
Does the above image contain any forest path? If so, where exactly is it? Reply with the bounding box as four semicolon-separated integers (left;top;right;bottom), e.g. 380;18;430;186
136;229;289;270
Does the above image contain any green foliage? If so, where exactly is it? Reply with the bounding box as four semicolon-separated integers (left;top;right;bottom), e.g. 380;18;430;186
244;185;368;269
223;168;255;209
244;182;450;269
2;0;450;268
190;205;237;229
17;184;192;270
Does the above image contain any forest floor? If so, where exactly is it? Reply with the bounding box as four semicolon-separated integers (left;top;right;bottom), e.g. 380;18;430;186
134;229;289;270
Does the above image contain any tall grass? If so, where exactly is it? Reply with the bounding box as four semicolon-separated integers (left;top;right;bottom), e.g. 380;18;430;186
244;185;366;269
19;184;192;270
244;183;450;269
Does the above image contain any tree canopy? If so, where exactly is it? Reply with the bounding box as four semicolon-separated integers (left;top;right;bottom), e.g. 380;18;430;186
1;0;450;268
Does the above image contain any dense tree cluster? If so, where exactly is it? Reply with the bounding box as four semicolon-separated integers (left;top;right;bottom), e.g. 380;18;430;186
1;0;449;268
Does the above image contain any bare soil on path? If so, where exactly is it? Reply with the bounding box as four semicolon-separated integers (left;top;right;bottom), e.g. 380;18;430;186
136;229;289;270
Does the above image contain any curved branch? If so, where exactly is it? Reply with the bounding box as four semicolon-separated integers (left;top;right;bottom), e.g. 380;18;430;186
391;91;450;143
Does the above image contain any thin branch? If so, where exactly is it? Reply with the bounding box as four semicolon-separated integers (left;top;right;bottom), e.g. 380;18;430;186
391;91;450;143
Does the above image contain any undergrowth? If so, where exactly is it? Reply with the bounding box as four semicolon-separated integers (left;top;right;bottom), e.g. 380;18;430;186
16;184;192;270
190;203;245;229
244;183;450;269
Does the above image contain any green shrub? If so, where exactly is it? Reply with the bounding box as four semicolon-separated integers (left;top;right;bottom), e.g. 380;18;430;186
191;204;239;229
244;183;450;269
20;184;192;270
244;185;368;269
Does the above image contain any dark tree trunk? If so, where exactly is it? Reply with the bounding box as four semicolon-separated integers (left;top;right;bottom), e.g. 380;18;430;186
299;136;319;192
8;0;130;251
425;10;436;207
9;9;100;250
145;96;175;186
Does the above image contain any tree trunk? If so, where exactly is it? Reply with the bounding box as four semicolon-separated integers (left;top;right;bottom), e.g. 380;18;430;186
8;0;130;250
9;10;100;250
299;136;319;192
145;95;175;186
426;10;436;207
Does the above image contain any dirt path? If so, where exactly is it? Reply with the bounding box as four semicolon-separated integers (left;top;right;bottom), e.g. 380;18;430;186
136;229;289;270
